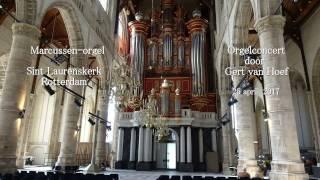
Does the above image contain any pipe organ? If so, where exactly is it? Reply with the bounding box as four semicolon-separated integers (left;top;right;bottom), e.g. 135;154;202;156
128;13;149;96
115;0;218;172
127;0;215;114
187;10;208;97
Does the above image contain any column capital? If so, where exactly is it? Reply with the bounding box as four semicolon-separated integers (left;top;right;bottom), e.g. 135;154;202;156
12;23;40;39
254;15;286;35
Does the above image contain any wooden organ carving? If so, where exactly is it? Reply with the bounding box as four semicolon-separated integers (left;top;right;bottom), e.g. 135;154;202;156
127;0;216;115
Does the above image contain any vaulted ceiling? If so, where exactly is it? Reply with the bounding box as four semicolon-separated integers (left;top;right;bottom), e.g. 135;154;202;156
0;0;15;25
283;0;320;25
248;0;320;47
121;0;212;21
41;8;69;48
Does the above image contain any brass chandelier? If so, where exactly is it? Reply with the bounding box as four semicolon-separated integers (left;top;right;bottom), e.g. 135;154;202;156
139;88;170;142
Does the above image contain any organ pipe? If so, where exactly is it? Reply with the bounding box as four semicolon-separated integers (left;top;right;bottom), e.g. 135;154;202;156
163;34;173;68
177;40;184;67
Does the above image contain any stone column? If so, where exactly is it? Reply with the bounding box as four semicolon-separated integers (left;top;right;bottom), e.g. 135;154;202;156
232;67;259;178
220;93;233;174
116;128;124;161
129;128;136;162
186;126;192;163
255;15;308;180
306;91;320;159
153;135;157;162
55;76;84;170
180;126;185;163
16;94;35;168
0;23;40;174
211;129;217;152
110;109;120;168
45;89;64;167
199;129;204;163
137;127;144;162
144;128;152;162
128;127;136;169
95;93;109;166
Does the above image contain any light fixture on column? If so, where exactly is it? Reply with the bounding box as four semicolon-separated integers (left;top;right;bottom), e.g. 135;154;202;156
240;78;252;93
88;118;95;125
74;98;83;107
43;74;85;103
53;54;69;64
221;118;231;126
19;109;25;119
88;112;111;130
218;112;231;126
105;121;112;131
84;111;112;173
43;84;55;95
228;96;238;106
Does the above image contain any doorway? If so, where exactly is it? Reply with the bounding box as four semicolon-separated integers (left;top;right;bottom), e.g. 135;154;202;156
156;131;177;170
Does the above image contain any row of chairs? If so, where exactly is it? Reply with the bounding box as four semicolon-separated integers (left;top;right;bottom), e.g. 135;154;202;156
157;175;264;180
0;171;119;180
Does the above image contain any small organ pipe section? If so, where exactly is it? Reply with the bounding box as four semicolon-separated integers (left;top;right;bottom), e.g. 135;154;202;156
177;39;185;67
187;10;208;97
162;0;175;70
176;6;186;68
160;79;170;116
149;42;158;67
128;14;149;96
148;11;160;68
163;33;173;68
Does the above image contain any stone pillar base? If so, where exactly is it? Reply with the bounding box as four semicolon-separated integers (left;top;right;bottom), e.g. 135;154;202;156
16;158;25;169
128;161;136;169
237;159;262;178
223;163;233;175
44;157;56;167
0;166;16;174
136;162;153;171
269;172;309;180
178;163;194;172
269;161;309;180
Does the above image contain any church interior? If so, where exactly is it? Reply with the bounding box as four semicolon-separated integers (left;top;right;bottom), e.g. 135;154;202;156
0;0;320;180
